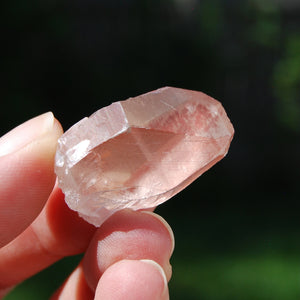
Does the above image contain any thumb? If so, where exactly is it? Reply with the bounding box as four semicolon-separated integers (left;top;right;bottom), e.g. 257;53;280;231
0;112;63;247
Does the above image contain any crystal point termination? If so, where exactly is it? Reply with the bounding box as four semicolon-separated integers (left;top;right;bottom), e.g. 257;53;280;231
55;87;234;226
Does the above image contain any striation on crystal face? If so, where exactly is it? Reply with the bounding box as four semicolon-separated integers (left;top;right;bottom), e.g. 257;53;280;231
55;87;234;226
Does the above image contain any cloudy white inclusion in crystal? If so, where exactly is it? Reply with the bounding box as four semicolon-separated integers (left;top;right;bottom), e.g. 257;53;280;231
55;87;234;226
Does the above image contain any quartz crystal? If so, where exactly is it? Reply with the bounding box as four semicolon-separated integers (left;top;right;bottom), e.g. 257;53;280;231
55;87;234;226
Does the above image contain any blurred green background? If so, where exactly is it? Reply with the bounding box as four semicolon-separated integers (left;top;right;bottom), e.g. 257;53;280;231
1;0;300;299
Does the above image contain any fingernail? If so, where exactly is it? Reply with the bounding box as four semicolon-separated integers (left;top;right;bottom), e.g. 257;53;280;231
140;259;169;300
141;211;175;254
0;112;56;157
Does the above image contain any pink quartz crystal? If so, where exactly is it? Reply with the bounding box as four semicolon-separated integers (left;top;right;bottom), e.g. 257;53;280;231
55;87;234;226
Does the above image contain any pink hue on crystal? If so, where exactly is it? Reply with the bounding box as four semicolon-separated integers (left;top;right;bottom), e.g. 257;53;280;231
55;87;234;226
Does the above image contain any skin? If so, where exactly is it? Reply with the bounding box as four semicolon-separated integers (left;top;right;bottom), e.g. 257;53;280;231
0;112;174;299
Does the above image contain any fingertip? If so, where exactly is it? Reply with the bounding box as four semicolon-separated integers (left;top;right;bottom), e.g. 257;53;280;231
83;209;174;291
52;114;64;138
0;112;63;158
140;211;175;255
95;259;169;300
140;259;169;298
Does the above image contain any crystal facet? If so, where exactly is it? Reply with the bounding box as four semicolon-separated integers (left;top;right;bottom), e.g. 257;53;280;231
55;87;234;226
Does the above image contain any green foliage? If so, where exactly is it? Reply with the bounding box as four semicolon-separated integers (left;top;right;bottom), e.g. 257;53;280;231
170;254;300;300
197;0;224;43
273;34;300;132
247;0;281;48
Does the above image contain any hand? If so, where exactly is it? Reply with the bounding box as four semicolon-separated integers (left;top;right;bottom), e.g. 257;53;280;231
0;112;174;299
